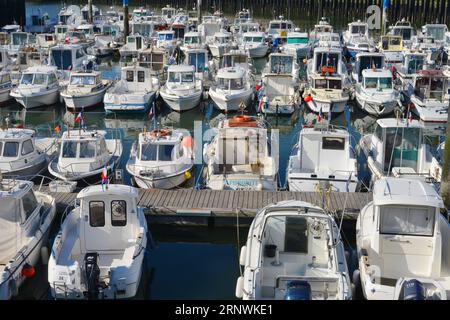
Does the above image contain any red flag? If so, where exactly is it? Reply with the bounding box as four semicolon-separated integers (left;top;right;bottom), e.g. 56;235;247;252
258;99;263;113
317;107;322;122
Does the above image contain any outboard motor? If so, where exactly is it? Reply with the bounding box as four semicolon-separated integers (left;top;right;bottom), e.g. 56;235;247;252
285;281;312;300
399;279;426;300
84;252;100;299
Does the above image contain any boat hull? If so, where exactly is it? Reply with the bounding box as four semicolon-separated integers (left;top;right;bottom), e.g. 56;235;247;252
159;90;202;112
305;97;348;113
209;89;253;112
11;89;60;109
131;167;192;189
355;94;398;116
104;92;156;114
411;97;448;123
62;88;108;110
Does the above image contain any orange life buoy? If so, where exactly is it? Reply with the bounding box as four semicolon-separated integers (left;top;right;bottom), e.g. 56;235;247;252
228;115;258;127
149;129;171;137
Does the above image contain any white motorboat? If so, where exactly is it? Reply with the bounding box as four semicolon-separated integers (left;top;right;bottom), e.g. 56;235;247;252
378;35;404;64
58;5;83;28
410;35;443;62
310;17;333;43
61;71;112;110
87;35;120;58
421;23;448;46
127;128;194;189
208;30;234;58
240;32;269;58
48;130;122;184
235;200;352;300
259;53;300;115
287;123;358;192
180;31;205;53
209;66;254;112
354;69;401;116
159;65;203;112
162;5;177;24
203;115;277;190
343;20;369;45
104;65;160;114
410;68;448;123
343;20;375;57
10;66;61;109
48;44;96;79
359;118;443;184
351;52;385;83
76;24;97;42
316;33;343;50
0;180;56;300
119;35;147;62
156;30;177;51
356;177;450;300
267;16;296;39
387;18;416;47
283;31;311;60
0;71;12;105
48;184;147;299
0;128;57;178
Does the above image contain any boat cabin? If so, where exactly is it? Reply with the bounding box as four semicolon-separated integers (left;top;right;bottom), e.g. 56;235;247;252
220;51;250;69
346;20;369;37
413;69;447;102
121;65;156;91
267;17;296;38
232;22;260;34
172;23;187;40
19;66;59;88
157;30;176;47
49;44;90;72
36;33;57;49
68;71;102;89
167;65;196;85
311;47;344;75
162;6;176;20
65;31;89;45
183;32;202;48
242;32;265;45
0;129;41;172
361;69;393;91
396;52;426;79
185;48;209;75
380;35;403;51
130;21;154;38
267;53;294;75
213;31;232;44
216;67;246;91
422;24;448;43
353;53;385;83
137;48;165;74
136;130;188;165
55;25;71;41
101;24;121;38
81;5;100;21
76;24;97;40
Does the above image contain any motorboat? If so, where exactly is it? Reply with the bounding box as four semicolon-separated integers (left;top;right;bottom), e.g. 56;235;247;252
410;68;448;123
267;16;296;40
180;32;205;52
387;18;416;47
137;47;166;77
283;31;311;60
356;177;450;300
58;5;83;28
0;71;12;105
287;123;358;192
209;66;254;112
104;65;160;114
351;52;385;83
259;53;300;115
343;20;369;45
48;44;96;79
87;35;120;58
395;52;427;99
203;115;277;190
126;128;194;189
343;21;375;57
159;64;203;112
235;200;352;300
378;35;404;64
240;32;269;58
208;30;234;58
162;5;177;24
81;4;101;21
316;33;343;50
359;118;443;184
156;30;177;51
410;36;443;62
61;71;112;110
10;66;61;109
76;24;97;42
310;17;333;43
421;23;448;46
0;128;57;178
0;180;56;300
48;184;147;299
64;30;94;49
119;35;148;63
48;129;122;184
354;69;401;116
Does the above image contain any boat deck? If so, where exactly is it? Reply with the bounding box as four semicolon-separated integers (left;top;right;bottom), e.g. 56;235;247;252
42;188;372;224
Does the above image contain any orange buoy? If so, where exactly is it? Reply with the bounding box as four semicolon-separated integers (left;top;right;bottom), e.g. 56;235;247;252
182;136;194;149
21;264;36;278
304;95;312;103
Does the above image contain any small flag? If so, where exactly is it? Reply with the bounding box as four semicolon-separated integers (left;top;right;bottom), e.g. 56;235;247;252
148;101;155;119
258;98;263;113
101;166;108;186
408;110;413;124
75;111;83;123
65;36;70;44
67;65;72;71
317;107;322;122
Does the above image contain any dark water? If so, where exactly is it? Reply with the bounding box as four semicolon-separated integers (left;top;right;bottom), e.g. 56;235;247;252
10;1;447;300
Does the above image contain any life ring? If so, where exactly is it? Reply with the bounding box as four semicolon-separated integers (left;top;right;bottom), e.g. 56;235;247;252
233;115;253;122
228;115;258;127
149;129;171;137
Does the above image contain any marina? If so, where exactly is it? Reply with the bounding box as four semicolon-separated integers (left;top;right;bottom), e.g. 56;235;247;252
0;0;449;301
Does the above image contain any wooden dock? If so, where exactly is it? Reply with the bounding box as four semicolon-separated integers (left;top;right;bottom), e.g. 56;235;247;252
45;188;372;225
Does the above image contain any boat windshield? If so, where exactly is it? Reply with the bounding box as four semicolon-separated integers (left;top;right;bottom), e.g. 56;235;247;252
379;206;435;236
315;52;339;73
20;73;47;85
270;55;293;74
406;56;424;74
79;141;96;158
12;33;28;45
184;36;199;44
414;76;445;101
314;78;342;89
2;141;18;157
364;77;392;90
270;23;280;29
159;33;173;40
383;127;420;173
70;75;96;86
51;49;72;70
287;37;308;44
244;36;263;43
62;141;78;158
140;144;174;161
218;77;244;90
425;26;445;41
215;36;229;44
351;25;366;34
168;72;194;83
188;53;206;72
393;27;412;40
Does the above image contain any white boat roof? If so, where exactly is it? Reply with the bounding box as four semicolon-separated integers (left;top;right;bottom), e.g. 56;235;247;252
184;32;200;37
243;31;265;37
76;24;94;30
167;64;195;73
217;67;246;79
373;177;444;208
139;130;184;144
356;52;384;59
0;180;33;199
348;20;367;26
362;69;392;78
262;200;325;215
158;30;174;35
313;46;341;54
77;184;139;200
24;65;57;74
0;128;35;140
300;126;349;138
51;43;84;50
70;71;101;77
376;118;422;129
287;31;308;37
61;130;106;140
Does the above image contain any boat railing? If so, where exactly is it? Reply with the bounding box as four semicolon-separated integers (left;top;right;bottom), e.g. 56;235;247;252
128;161;191;178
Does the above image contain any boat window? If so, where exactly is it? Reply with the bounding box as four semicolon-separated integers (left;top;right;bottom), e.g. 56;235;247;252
322;137;345;150
315;53;339;73
20;73;34;85
270;55;293;74
168;72;180;82
79;141;96;158
364;77;378;89
62;141;78;158
3;142;18;157
380;206;435;236
181;72;194;82
281;23;287;29
21;139;34;155
270;23;280;29
126;70;134;82
33;73;46;85
0;142;3;155
328;79;342;89
384;127;420;172
12;33;28;45
374;125;383;142
315;79;327;89
407;56;424;74
189;53;206;72
379;77;392;90
351;25;366;34
22;190;38;222
51;49;72;70
48;73;57;84
184;36;199;44
158;145;174;161
140;143;158;161
230;78;244;90
89;201;105;227
70;76;96;86
425;26;445;41
137;71;145;82
111;200;127;227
